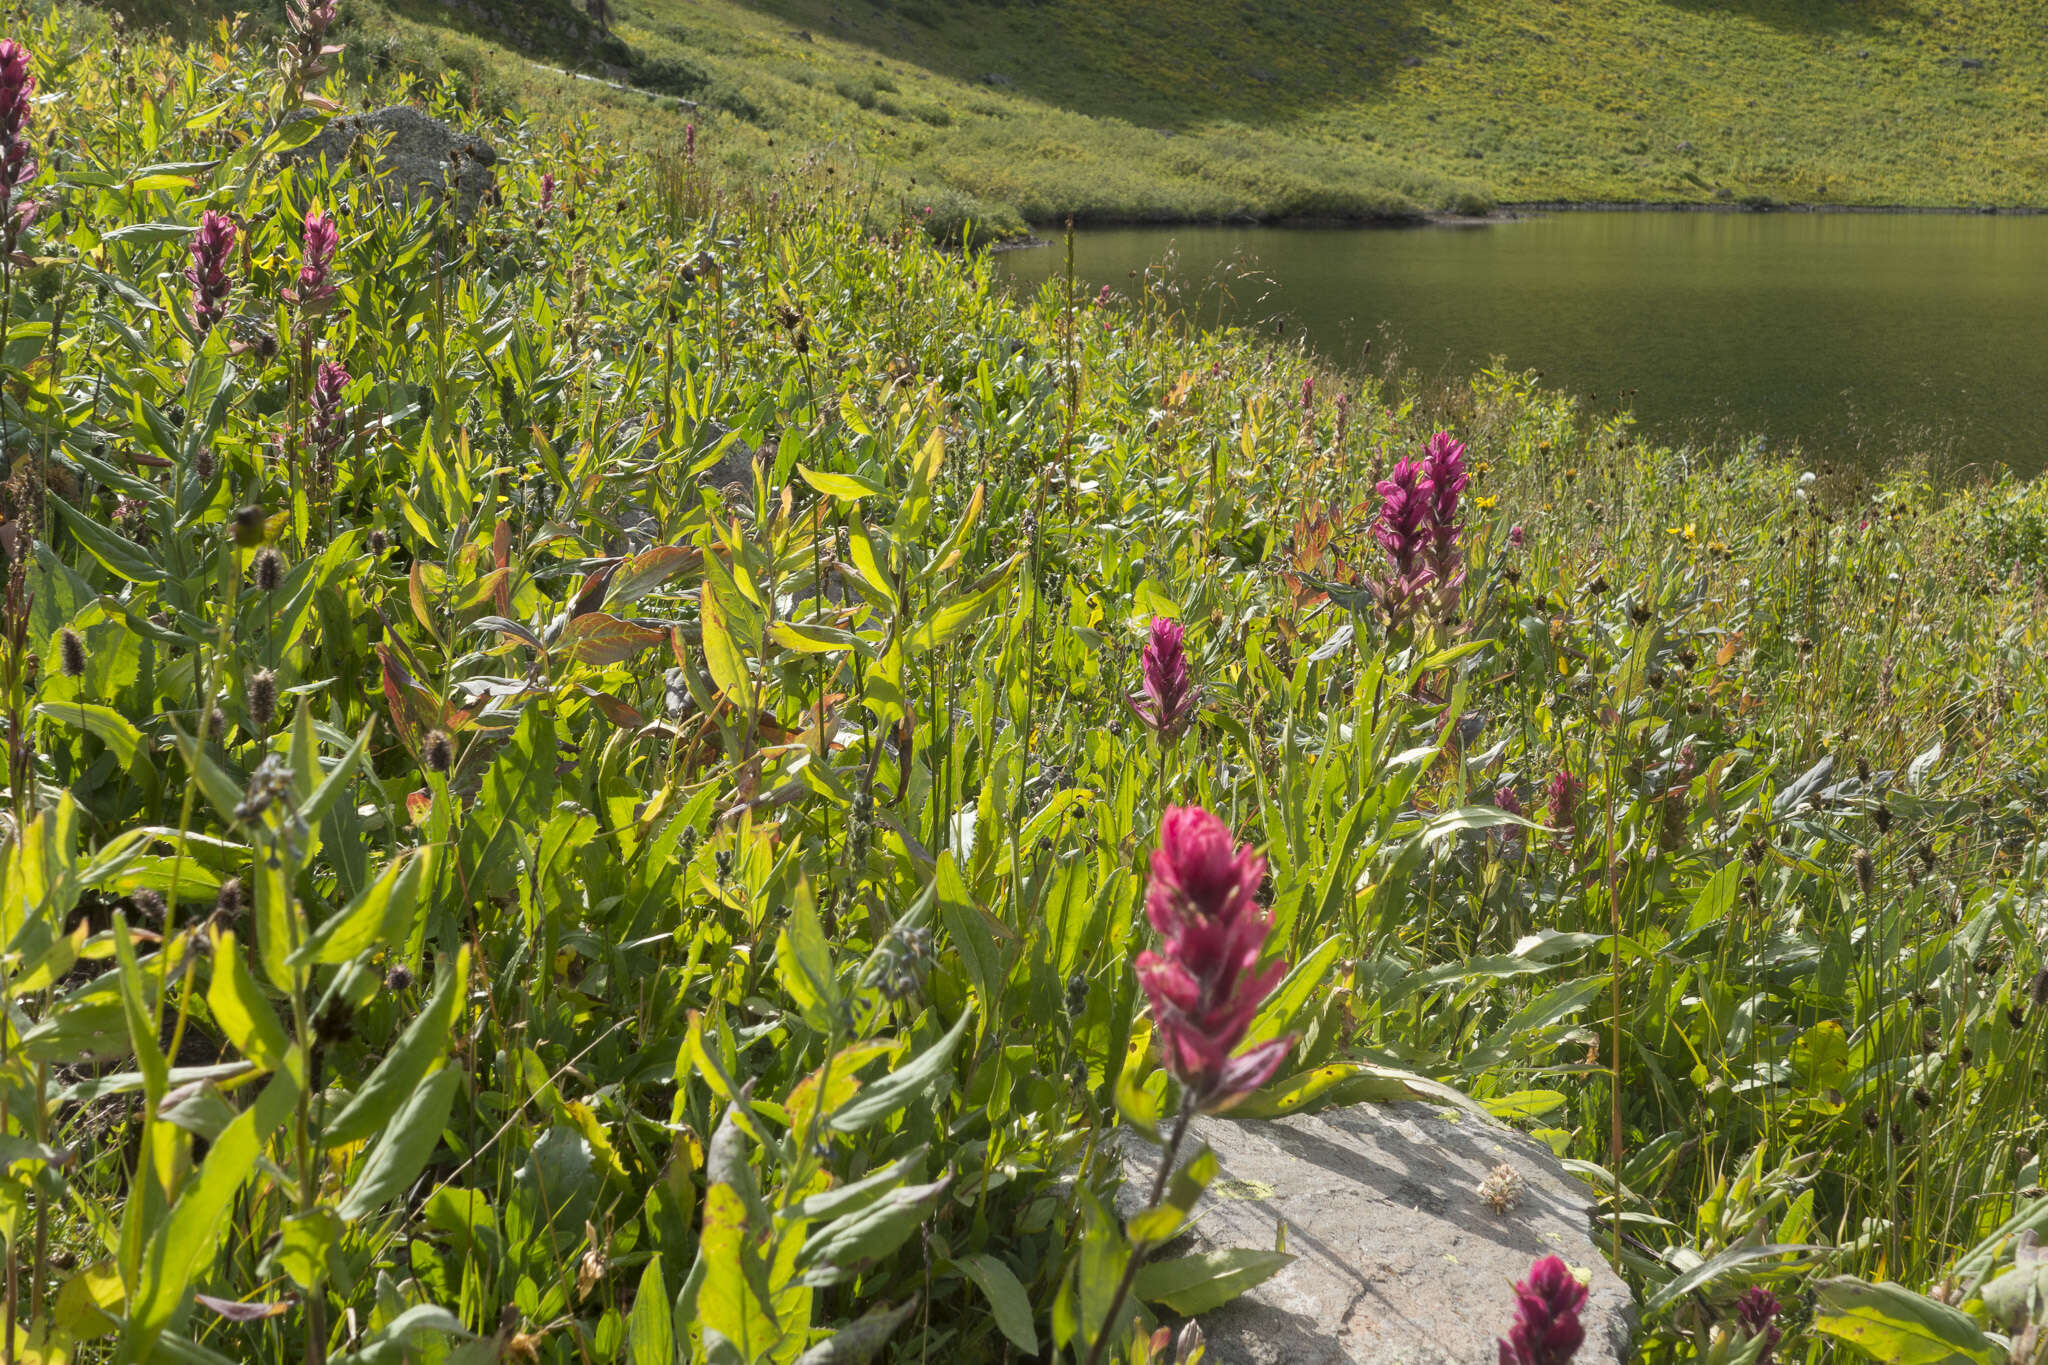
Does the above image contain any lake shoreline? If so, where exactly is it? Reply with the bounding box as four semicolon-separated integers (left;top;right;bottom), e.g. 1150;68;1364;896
993;198;2048;249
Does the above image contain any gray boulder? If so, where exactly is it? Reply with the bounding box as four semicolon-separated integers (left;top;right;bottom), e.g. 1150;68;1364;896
285;106;497;221
1118;1094;1634;1364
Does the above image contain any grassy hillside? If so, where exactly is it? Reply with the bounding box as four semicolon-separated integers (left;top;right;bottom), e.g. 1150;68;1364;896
98;0;2048;229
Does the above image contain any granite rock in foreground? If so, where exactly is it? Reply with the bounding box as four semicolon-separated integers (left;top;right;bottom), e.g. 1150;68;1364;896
1119;1096;1635;1364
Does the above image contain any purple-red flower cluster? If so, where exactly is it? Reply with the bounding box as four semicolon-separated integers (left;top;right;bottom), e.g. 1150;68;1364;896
186;211;238;335
1134;807;1294;1113
0;39;37;229
1370;430;1469;628
1420;430;1469;610
1131;616;1195;740
1735;1288;1781;1364
1498;1255;1586;1365
1545;768;1580;837
290;206;340;312
1370;454;1431;626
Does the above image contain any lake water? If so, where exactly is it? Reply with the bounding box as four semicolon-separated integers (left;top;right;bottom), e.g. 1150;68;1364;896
994;213;2048;478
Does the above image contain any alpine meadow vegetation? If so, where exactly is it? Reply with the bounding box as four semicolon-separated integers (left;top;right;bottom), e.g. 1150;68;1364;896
0;4;2045;1364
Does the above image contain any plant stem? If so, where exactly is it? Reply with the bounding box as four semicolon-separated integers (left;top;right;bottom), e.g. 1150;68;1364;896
1081;1092;1196;1365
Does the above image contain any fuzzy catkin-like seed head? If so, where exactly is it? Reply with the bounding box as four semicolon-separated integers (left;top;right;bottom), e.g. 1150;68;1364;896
385;963;414;993
2031;968;2048;1009
424;728;453;775
1854;850;1875;897
132;889;166;924
249;668;276;730
368;528;389;555
58;626;84;679
253;547;283;593
215;876;243;920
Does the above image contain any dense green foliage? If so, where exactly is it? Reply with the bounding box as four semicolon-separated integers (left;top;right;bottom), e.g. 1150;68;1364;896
96;0;2048;229
5;5;2048;1363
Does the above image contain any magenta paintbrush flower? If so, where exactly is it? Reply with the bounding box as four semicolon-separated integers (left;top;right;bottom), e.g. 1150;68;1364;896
1135;807;1294;1113
1735;1287;1781;1365
1131;616;1195;740
1546;767;1580;837
1369;455;1433;627
185;211;238;335
0;39;36;236
290;206;340;311
1419;430;1469;613
1497;1255;1587;1365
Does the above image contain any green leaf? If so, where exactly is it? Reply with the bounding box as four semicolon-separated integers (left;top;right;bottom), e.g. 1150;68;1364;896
36;702;145;768
206;931;293;1076
264;1208;343;1293
797;464;884;500
628;1254;672;1365
1646;1242;1825;1316
293;850;429;966
1812;1277;2002;1365
957;1255;1037;1355
1132;1248;1294;1316
51;497;164;583
793;1298;919;1365
699;579;752;710
1243;936;1339;1046
829;1008;972;1133
774;889;840;1032
799;1176;950;1285
124;1073;300;1359
337;1064;461;1221
325;949;465;1147
698;1182;783;1361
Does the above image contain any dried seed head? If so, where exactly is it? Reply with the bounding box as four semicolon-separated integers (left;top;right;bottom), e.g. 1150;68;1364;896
253;546;283;593
1912;1086;1933;1110
1874;803;1893;833
384;963;414;993
1862;1107;1880;1131
1857;756;1872;783
231;503;267;547
131;889;166;925
249;668;276;730
368;528;389;555
2031;968;2048;1010
424;728;453;775
1477;1162;1526;1214
1918;841;1937;869
215;877;244;920
195;445;216;481
57;626;84;678
1853;850;1875;897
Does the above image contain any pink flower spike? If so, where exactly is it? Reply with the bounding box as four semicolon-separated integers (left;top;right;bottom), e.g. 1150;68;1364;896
1130;616;1195;740
290;206;340;311
185;211;239;334
1497;1255;1587;1365
1136;807;1293;1113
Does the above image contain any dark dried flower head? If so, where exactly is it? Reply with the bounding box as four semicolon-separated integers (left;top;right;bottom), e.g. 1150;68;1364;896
2031;967;2048;1009
215;876;244;921
249;668;276;730
1912;1086;1932;1110
1854;849;1875;897
131;889;166;926
195;445;216;481
253;547;283;593
424;728;453;775
1874;803;1893;833
385;963;415;993
58;626;84;679
368;528;389;555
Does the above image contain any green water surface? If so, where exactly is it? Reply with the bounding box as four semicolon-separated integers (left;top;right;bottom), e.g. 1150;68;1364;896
996;212;2048;476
